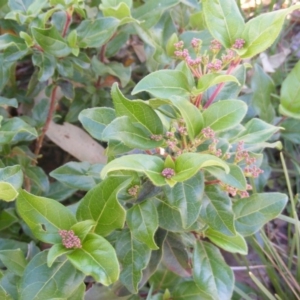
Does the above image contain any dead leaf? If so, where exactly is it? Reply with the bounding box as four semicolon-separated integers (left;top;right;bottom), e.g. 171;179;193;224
46;121;107;164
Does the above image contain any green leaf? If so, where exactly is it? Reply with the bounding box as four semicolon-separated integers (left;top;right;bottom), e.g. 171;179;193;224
67;233;119;285
131;70;191;100
172;281;213;300
281;119;300;143
170;96;203;139
0;271;19;300
101;154;166;186
163;172;204;229
79;107;116;141
8;0;34;12
0;34;26;51
279;60;300;119
0;182;18;202
250;64;275;122
16;189;77;244
162;233;191;277
206;163;246;190
102;116;163;149
156;197;184;232
27;0;48;15
0;209;18;231
20;251;85;300
101;2;132;21
31;26;71;57
240;5;300;58
92;59;131;86
233;193;288;236
193;240;234;300
32;52;56;82
0;117;38;144
0;165;23;190
202;0;245;48
71;220;95;242
0;249;27;276
206;228;248;255
232;118;279;144
127;200;159;250
197;74;240;93
173;153;229;182
116;229;151;293
47;244;71;268
26;166;49;195
77;17;120;48
0;97;18;108
50;162;103;191
111;83;163;135
76;176;131;236
200;185;236;236
202;100;247;132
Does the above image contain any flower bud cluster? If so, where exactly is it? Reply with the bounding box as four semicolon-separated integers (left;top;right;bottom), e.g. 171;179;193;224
222;182;252;198
232;38;245;49
150;134;163;141
59;230;82;249
234;141;264;178
128;185;140;197
161;168;175;179
208;139;222;157
201;127;215;139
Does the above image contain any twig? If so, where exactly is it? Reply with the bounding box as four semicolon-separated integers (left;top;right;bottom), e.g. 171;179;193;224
33;85;58;163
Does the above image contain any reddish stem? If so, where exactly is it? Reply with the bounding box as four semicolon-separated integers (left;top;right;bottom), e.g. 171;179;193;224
33;85;58;162
62;10;72;37
203;58;241;109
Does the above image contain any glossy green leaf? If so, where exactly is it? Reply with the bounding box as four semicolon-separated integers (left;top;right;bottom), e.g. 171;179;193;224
173;153;229;182
8;0;34;12
31;26;71;57
193;240;234;300
0;165;23;189
206;228;248;255
197;74;240;93
50;162;103;191
250;64;275;122
279;60;300;119
156;197;184;232
206;163;246;190
32;52;56;82
281;119;300;143
170;96;203;138
76;176;131;236
132;70;191;99
202;0;245;47
116;229;151;293
111;83;163;135
0;271;19;300
101;154;166;186
203;100;247;132
67;233;119;285
172;281;213;300
0;97;18;108
45;181;76;202
200;185;236;236
0;249;27;276
234;193;288;236
0;117;38;144
71;220;95;241
240;5;300;58
20;251;85;300
0;209;18;231
47;244;71;268
162;233;191;277
26;166;49;195
0;182;18;202
101;2;132;20
232;118;279;144
102;116;163;149
127;200;159;250
79;107;116;141
16;189;77;244
27;0;48;15
77;17;120;48
163;172;204;229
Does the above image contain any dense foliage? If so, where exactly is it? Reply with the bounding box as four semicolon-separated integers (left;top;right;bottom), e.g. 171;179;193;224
0;0;300;299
